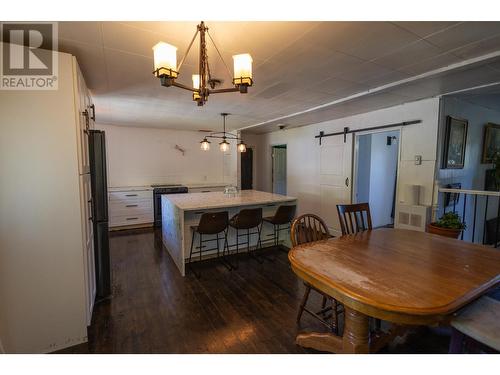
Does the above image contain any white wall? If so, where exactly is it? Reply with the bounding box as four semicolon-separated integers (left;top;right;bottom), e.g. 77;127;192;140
244;98;440;225
95;124;237;187
0;52;88;353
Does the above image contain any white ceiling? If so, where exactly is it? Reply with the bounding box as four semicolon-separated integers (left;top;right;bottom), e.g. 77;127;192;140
53;21;500;132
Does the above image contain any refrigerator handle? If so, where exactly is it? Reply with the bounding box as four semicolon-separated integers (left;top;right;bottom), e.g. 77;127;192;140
88;199;93;221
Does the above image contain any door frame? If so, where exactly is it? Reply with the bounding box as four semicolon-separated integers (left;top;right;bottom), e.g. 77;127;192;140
352;127;402;221
271;144;287;194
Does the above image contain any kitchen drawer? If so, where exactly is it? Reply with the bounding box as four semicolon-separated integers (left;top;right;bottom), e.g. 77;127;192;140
108;190;152;202
109;213;153;227
109;199;153;216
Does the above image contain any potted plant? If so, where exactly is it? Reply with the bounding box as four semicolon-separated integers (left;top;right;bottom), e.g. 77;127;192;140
427;212;466;239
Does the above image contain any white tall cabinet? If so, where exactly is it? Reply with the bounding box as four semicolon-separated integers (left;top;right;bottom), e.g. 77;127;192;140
0;47;96;353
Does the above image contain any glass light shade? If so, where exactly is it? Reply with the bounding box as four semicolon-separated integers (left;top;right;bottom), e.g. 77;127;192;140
219;139;230;152
237;142;247;153
152;42;178;77
192;74;200;89
233;53;253;85
200;138;210;151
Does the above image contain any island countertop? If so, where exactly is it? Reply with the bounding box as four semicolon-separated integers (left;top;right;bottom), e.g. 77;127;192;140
162;190;296;211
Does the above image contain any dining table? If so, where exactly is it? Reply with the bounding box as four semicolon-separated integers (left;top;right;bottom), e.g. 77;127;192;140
288;228;500;353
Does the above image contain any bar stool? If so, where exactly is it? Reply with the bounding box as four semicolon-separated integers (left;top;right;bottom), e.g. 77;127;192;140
263;205;296;251
189;211;229;277
228;207;263;268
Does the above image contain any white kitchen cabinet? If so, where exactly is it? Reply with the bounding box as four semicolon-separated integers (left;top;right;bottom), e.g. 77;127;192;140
108;188;154;229
74;58;94;175
1;48;96;353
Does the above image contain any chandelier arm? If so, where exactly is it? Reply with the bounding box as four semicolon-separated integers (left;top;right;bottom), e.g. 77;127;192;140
206;135;241;140
208;87;240;94
172;81;196;92
206;30;234;83
177;28;199;72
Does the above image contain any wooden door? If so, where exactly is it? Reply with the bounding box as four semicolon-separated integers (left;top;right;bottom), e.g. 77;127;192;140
319;134;353;236
272;146;287;195
241;147;253;190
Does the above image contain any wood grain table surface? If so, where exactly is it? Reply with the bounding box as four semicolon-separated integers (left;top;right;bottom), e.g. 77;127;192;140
288;228;500;353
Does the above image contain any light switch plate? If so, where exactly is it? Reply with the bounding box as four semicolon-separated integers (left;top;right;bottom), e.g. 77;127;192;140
415;155;422;165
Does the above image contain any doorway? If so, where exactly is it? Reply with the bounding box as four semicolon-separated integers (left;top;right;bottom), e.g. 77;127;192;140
241;147;253;190
272;145;287;195
354;130;400;228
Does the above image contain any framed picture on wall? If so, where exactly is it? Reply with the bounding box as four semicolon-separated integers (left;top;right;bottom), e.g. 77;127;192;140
481;123;500;163
442;116;468;169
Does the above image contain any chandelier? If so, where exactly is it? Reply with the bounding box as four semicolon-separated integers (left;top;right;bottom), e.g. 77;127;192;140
152;21;253;106
200;113;247;153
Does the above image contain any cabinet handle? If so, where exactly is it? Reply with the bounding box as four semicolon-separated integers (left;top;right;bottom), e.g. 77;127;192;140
266;204;276;207
90;104;96;121
194;211;205;215
345;177;350;187
126;204;138;207
201;190;211;193
126;217;138;221
125;194;138;197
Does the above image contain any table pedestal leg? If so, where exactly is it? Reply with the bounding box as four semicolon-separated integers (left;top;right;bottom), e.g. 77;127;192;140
342;306;370;353
295;306;370;353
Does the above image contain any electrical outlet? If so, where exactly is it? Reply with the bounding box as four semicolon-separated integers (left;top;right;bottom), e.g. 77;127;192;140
415;155;422;165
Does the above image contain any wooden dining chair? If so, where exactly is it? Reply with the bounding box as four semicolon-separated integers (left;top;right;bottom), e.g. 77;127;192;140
336;202;373;235
290;214;342;333
336;202;383;331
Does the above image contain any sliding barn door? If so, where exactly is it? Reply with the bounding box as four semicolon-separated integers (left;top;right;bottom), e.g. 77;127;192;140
319;133;353;236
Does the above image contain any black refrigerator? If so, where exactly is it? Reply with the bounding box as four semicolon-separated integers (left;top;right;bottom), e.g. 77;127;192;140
88;130;111;299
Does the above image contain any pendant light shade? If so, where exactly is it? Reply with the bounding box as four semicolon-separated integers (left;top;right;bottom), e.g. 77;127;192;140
233;53;253;86
192;74;200;89
219;138;230;152
200;137;210;151
237;141;247;153
152;42;178;78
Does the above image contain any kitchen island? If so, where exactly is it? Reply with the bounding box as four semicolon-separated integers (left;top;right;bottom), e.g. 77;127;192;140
161;190;297;276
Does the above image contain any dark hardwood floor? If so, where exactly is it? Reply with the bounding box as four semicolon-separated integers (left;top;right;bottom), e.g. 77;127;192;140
57;228;450;354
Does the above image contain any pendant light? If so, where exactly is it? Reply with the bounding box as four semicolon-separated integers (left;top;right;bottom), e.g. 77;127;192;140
200;113;247;153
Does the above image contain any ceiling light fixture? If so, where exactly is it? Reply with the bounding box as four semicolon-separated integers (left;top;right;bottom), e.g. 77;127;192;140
201;113;247;153
152;21;253;106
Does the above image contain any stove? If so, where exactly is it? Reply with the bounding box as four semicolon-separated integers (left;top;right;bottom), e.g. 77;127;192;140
152;184;188;227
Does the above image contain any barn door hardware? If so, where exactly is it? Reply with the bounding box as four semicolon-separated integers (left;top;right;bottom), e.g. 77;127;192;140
315;120;422;145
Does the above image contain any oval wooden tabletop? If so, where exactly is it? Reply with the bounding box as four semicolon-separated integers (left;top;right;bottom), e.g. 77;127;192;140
289;228;500;323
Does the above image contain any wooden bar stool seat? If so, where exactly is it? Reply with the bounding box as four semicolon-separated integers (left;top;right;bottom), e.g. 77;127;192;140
188;211;230;277
449;296;500;353
228;207;264;268
263;204;296;252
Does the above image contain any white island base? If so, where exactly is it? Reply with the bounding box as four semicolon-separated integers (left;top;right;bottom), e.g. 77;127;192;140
161;190;297;276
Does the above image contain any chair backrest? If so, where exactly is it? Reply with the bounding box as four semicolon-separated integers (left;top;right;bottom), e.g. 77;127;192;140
336;203;372;235
290;214;330;247
233;208;263;229
272;205;297;225
198;211;229;234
